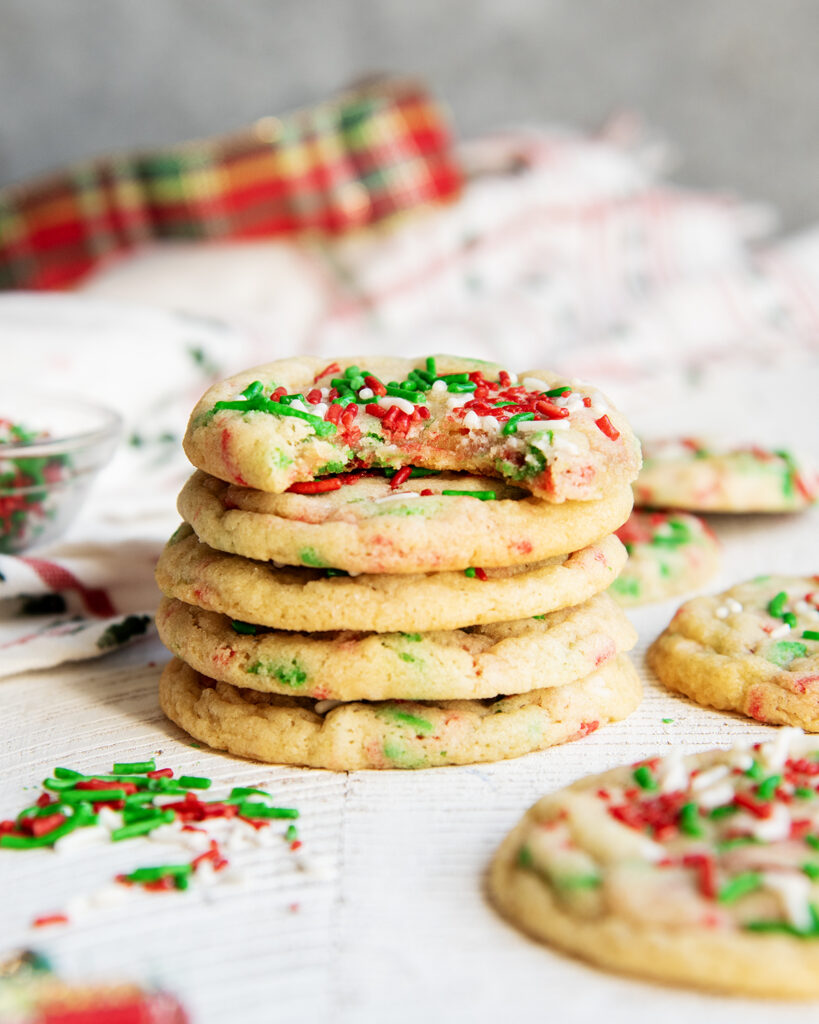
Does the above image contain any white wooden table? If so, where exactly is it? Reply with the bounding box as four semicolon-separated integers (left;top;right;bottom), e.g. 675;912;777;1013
2;349;818;1024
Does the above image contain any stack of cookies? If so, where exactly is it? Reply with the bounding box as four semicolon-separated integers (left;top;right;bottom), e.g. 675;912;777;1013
155;355;644;770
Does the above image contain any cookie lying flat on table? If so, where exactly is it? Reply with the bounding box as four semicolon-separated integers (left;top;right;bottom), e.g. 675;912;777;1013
159;654;641;770
648;575;819;729
608;510;719;606
178;470;634;574
156;592;637;702
155;526;627;633
490;731;819;998
183;355;641;503
634;438;819;512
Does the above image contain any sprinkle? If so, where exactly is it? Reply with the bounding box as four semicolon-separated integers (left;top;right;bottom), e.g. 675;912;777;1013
112;760;156;775
239;802;299;820
768;591;789;618
441;489;497;501
111;811;176;842
718;872;762;904
178;776;212;790
231;621;258;635
803;631;819;641
390;466;412;489
595;415;620;441
287;478;343;494
632;766;658;791
32;913;70;928
502;413;536;435
678;802;704;837
756;774;783;801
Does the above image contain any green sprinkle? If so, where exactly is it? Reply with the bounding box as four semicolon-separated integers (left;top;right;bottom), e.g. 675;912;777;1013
447;381;477;393
716;836;759;852
124;864;192;883
324;568;349;577
718;871;762;904
493;401;517;408
425;357;436;376
768;591;788;618
709;804;740;819
544;386;571;397
661;717;674;724
231;620;258;635
554;873;602;891
501;412;536;435
464;567;477;578
806;835;819;851
784;611;798;628
238;801;299;820
343;365;361;379
211;395;336;436
53;767;84;780
228;786;273;801
767;640;808;667
532;614;546;621
436;372;468;383
385;384;425;403
112;760;156;775
57;788;126;803
178;775;212;790
745;906;819;937
802;863;819;880
400;632;422;642
388;709;434;733
756;774;782;801
299;547;326;568
678;802;704;837
517;844;534;869
240;380;264;399
803;631;819;641
285;824;299;840
796;787;816;800
111;811;175;841
440;489;497;501
745;759;764;780
632;765;658;791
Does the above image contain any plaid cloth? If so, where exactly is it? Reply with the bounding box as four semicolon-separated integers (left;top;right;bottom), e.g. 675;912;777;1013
0;76;461;290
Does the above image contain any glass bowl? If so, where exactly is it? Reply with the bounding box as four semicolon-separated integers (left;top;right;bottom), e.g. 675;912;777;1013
0;391;122;554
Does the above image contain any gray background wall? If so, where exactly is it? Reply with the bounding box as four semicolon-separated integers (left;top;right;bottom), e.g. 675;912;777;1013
2;0;817;230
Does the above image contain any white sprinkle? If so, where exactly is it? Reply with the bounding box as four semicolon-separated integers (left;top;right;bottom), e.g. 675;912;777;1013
762;872;814;930
727;745;754;771
696;781;736;810
759;727;804;773
715;606;729;619
445;393;472;410
658;748;688;794
315;699;344;715
522;376;549;391
378;395;414;415
431;380;447;393
463;410;481;429
358;387;374;400
480;416;502;432
589;391;609;414
796;601;812;614
313;403;328;418
744;802;792;842
726;598;744;613
97;806;123;832
770;623;792;639
289;400;309;413
691;764;730;793
371;491;421;504
148;823;211;851
505;371;518;384
54;825;110;854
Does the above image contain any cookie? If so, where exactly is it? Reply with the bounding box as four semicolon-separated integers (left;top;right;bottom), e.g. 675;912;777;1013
490;731;819;997
158;654;641;770
608;510;720;606
183;355;641;503
155;526;627;633
178;469;634;574
634;438;819;512
648;575;819;729
156;592;637;702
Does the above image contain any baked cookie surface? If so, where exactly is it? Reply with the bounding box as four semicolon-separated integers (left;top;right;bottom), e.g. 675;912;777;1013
183;355;641;503
156;592;637;702
158;654;641;770
155;526;627;633
609;510;719;606
178;469;633;574
634;438;819;512
648;575;819;728
490;731;819;997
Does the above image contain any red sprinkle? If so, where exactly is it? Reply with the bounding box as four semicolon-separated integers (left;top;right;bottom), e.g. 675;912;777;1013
733;791;773;819
30;813;67;838
682;853;718;900
420;489;434;496
32;913;69;928
290;840;303;852
365;403;386;419
325;404;343;426
595;415;620;441
314;362;340;383
287;478;343;495
474;567;488;581
306;389;323;404
363;375;386;396
390;466;412;489
270;386;287;402
147;768;174;779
